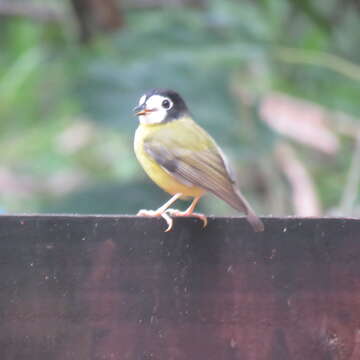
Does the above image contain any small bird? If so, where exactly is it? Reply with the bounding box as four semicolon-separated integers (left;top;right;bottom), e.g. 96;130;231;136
133;88;264;232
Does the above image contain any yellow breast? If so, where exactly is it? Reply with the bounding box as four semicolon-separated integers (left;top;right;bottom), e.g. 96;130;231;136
134;122;204;198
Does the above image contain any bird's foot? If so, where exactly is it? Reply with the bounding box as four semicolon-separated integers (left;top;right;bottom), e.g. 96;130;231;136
165;208;208;228
137;209;174;232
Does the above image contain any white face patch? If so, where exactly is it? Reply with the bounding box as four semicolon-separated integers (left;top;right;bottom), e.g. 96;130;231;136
138;94;173;125
138;95;146;106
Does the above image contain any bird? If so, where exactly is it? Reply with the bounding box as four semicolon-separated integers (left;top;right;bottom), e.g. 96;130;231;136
133;88;264;232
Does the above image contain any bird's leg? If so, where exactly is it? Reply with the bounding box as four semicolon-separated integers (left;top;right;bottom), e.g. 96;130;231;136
137;193;182;231
166;196;208;228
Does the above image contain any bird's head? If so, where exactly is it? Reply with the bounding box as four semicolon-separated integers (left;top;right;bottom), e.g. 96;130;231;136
134;88;189;125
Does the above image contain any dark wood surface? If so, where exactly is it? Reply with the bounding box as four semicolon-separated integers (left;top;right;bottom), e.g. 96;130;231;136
0;215;359;360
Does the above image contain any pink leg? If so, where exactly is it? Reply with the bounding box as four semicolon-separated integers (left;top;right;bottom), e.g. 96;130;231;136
166;196;207;228
137;193;182;232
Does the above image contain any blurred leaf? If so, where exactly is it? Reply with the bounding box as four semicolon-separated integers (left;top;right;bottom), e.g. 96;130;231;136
0;0;359;217
0;47;43;115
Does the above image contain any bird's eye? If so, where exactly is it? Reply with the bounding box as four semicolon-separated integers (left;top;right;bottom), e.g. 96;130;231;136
162;99;172;109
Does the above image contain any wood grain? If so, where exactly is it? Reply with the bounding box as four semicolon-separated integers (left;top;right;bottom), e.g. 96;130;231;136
0;215;359;360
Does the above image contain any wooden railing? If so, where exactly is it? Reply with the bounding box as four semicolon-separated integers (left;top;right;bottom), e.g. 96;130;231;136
0;215;359;359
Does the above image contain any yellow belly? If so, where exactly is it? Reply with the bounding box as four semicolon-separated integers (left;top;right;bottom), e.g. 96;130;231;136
134;124;204;198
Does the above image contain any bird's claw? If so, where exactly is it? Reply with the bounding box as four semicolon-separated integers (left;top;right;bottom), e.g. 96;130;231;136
137;208;207;232
162;212;174;232
137;209;174;232
165;209;208;228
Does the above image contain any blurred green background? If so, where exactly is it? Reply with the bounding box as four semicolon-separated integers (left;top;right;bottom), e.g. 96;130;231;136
0;0;359;217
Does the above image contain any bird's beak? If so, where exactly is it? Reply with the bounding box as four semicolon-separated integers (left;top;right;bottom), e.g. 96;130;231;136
133;104;155;116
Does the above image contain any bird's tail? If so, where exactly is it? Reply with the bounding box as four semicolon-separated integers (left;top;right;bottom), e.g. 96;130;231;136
212;186;264;232
245;209;265;232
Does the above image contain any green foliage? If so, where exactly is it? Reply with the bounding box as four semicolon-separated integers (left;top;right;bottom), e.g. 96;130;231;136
0;0;359;216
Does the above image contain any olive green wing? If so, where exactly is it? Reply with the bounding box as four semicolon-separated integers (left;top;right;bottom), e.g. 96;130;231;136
144;119;264;232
